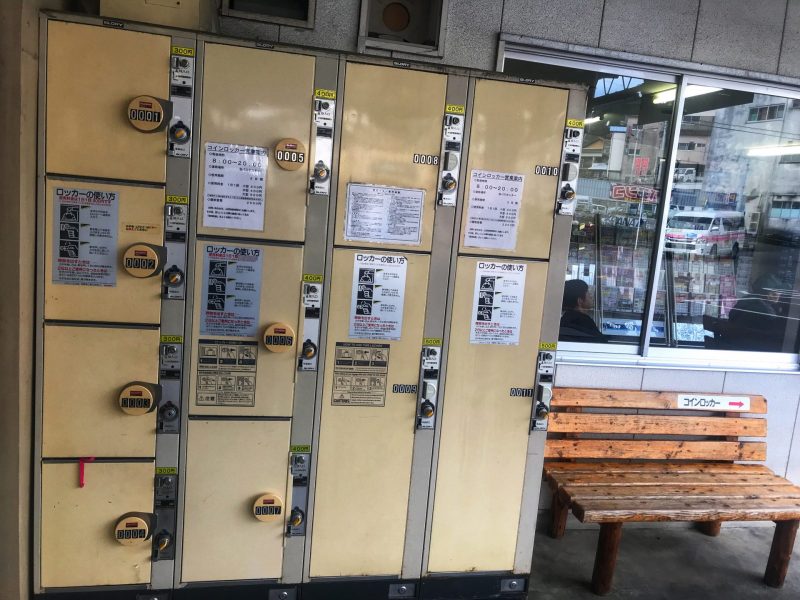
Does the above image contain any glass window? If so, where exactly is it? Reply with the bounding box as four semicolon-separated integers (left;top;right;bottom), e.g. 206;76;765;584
561;76;677;344
656;89;800;353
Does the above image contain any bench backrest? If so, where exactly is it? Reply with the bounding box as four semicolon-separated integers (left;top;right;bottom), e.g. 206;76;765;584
545;388;767;462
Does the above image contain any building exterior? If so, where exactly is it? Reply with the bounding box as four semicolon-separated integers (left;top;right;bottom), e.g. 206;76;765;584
2;2;800;599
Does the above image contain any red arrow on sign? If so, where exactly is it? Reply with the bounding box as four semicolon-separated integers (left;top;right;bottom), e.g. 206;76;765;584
729;401;744;408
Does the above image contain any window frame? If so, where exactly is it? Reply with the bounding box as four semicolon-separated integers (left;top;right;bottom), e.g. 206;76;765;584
220;0;317;29
501;46;800;372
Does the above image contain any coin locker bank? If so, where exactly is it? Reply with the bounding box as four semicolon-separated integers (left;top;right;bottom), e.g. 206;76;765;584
33;11;583;600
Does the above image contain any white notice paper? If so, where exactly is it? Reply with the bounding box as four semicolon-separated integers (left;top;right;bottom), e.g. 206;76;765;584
203;142;268;231
349;253;408;341
464;170;525;251
470;261;527;345
345;183;424;245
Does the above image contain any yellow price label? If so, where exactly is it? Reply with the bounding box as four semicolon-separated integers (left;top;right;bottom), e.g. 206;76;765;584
539;342;557;351
171;46;195;57
303;274;324;283
315;88;336;100
423;338;442;346
566;119;584;128
155;467;178;475
445;104;466;115
290;445;311;453
166;195;189;204
161;335;184;344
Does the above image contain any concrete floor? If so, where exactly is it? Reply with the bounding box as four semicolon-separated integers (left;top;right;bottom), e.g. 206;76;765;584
530;525;800;599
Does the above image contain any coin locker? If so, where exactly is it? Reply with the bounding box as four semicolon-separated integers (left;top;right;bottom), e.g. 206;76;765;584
37;17;192;594
426;80;567;575
179;39;318;586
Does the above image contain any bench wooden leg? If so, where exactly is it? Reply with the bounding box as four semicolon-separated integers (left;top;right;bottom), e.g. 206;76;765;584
550;490;569;539
764;519;799;588
591;523;623;595
696;521;722;537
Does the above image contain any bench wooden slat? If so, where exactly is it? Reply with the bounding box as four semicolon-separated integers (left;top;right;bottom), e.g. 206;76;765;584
544;462;772;476
548;413;766;437
545;440;766;461
561;484;800;501
552;472;785;487
573;496;800;523
551;388;766;413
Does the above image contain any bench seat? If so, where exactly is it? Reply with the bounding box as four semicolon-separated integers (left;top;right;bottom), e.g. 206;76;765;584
543;388;800;595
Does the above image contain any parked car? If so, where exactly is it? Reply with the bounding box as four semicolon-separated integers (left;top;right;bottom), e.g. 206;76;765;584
673;167;696;183
664;210;745;257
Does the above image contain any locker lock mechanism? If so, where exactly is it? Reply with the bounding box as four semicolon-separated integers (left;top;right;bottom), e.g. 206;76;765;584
127;96;172;133
441;173;457;192
263;323;296;353
114;512;154;545
118;382;161;416
289;507;305;528
253;493;284;522
123;243;166;278
301;339;318;360
420;400;436;419
313;161;330;183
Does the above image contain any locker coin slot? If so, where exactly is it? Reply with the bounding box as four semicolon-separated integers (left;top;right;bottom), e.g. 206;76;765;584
118;382;160;415
263;322;296;353
114;512;153;545
123;243;165;278
253;493;284;522
127;96;171;132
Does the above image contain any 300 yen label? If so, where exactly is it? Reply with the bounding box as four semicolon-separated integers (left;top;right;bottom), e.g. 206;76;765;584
534;165;559;176
413;153;439;165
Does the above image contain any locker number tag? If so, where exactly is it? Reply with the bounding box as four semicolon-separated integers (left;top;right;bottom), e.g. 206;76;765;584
118;383;158;416
253;493;284;522
114;513;151;545
127;96;168;132
275;138;306;171
123;243;164;278
263;322;296;352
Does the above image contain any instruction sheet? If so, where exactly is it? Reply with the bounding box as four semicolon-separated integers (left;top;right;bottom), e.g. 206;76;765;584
349;253;408;340
196;339;258;407
345;183;424;245
464;170;525;251
200;245;263;338
52;187;118;287
203;142;268;231
470;261;527;345
332;342;390;406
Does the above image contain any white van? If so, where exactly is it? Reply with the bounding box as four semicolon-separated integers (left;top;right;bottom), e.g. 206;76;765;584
673;167;696;182
665;210;745;257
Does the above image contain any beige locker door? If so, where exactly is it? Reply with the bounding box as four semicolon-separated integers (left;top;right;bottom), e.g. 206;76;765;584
46;21;169;182
428;257;548;573
42;325;159;458
188;243;303;417
197;43;315;242
44;178;164;324
310;249;429;577
181;419;291;582
41;461;154;587
458;80;567;259
334;63;447;252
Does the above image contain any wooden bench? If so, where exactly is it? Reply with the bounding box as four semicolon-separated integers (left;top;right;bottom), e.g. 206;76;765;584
543;388;800;595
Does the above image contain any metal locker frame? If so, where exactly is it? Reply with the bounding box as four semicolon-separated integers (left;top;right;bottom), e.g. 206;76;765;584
33;11;197;595
172;32;341;596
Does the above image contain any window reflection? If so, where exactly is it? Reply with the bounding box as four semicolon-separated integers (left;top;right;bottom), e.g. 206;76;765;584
656;90;800;353
565;76;676;343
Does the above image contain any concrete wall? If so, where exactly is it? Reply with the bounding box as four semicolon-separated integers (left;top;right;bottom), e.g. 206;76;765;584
1;3;67;599
219;0;800;79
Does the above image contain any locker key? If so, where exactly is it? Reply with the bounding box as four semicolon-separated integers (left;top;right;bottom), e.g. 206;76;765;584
263;323;296;353
114;512;154;545
301;339;318;360
420;401;436;419
118;382;161;416
123;243;166;278
253;493;284;522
